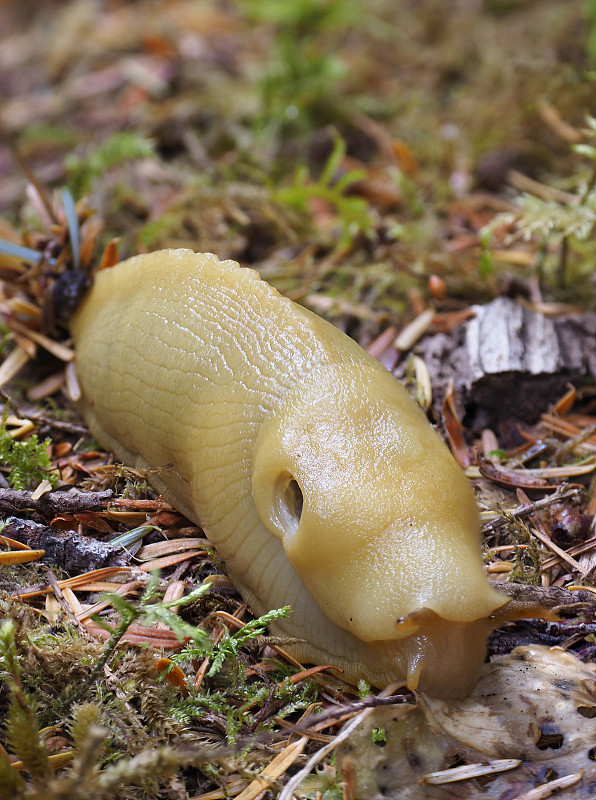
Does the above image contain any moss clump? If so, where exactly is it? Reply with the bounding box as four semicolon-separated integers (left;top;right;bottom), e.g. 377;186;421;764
0;418;57;491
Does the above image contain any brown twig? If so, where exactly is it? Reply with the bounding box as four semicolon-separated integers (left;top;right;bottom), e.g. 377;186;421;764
0;127;59;225
0;487;113;515
46;567;95;640
280;691;413;736
482;485;583;534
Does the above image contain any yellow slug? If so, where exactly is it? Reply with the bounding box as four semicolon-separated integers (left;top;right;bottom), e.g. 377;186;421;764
70;249;515;696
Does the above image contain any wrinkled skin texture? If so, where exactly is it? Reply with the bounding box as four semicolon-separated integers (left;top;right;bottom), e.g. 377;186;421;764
71;249;508;696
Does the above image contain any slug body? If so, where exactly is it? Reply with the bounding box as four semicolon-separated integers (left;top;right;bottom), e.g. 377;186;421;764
71;249;507;696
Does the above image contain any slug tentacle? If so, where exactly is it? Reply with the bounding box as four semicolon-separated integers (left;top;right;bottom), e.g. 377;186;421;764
70;249;540;697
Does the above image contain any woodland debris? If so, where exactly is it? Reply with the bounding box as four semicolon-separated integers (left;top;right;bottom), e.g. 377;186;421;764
0;487;112;517
1;515;130;572
412;297;596;425
491;581;596;609
335;646;596;800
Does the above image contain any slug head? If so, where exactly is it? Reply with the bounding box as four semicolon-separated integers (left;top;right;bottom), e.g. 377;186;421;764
253;362;507;692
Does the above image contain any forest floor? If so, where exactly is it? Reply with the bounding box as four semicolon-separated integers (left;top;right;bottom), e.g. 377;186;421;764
0;1;596;798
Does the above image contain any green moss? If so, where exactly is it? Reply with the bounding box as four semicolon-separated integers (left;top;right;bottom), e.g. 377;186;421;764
506;519;542;585
65;132;156;198
243;0;364;134
0;416;58;491
275;132;375;249
371;725;387;745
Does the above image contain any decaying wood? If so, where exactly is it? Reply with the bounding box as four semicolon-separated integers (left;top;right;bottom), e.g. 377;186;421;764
0;487;112;517
1;516;130;572
492;581;596;609
413;298;596;425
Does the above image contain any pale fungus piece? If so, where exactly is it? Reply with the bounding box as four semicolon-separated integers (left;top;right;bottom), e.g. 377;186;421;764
70;249;541;696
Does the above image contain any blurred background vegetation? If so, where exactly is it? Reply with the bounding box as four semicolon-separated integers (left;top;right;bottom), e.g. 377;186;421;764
1;0;595;318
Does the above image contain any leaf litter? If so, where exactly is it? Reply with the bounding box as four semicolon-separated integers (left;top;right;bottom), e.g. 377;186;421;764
335;646;596;800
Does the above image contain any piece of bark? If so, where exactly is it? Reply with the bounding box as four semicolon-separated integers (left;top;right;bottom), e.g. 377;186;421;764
412;298;596;426
1;516;130;573
0;488;113;520
488;581;596;658
491;580;595;609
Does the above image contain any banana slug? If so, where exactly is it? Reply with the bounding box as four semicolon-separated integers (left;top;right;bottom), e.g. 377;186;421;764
70;249;525;696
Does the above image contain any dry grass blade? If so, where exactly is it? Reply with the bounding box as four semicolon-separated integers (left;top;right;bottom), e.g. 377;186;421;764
138;550;206;571
11;750;74;773
509;770;584;799
537;101;583;143
274;701;350;744
26;369;66;401
234;737;307;800
393;308;435;351
0;548;44;564
0;345;30;386
155;580;186;630
104;510;150;524
443;382;471;467
65;359;81;401
542;413;596;453
278;712;373;800
163;580;186;604
191;777;250;800
541;535;596;570
507;169;578;204
9;318;74;361
519;462;596;478
135;538;208;560
0;534;37;550
5;296;42;319
531;523;588;576
61;586;85;615
478;458;552;488
286;664;343;684
488;249;537;266
70;582;123;592
487;560;513;574
567;584;596;596
75;580;144;622
84;620;185;648
46;572;95;639
552;386;577;416
550;422;596;463
365;325;398;358
30;479;54;500
421;759;521;784
278;682;403;800
14;566;135;598
4;415;36;437
214;610;246;630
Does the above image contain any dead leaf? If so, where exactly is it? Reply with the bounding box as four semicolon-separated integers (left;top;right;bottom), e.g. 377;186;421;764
336;646;596;799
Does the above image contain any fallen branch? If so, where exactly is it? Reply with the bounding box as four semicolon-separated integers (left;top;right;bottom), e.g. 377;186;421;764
0;487;112;515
